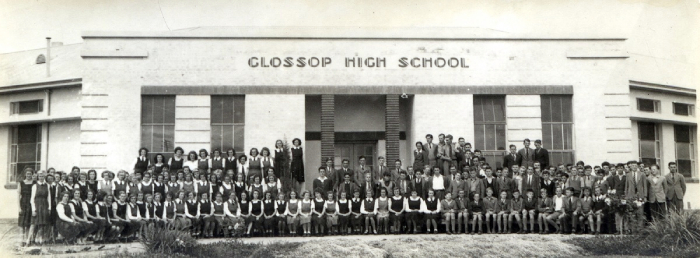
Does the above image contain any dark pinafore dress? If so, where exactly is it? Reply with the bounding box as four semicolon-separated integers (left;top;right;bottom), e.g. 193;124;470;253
390;196;404;221
84;200;107;228
153;182;165;202
213;201;225;225
225;157;238;174
247;157;263;185
153;164;164;176
72;200;99;235
287;200;299;225
166;182;181;200
211;158;224;172
134;157;149;175
220;182;233;200
49;184;58;224
338;200;350;226
351;198;363;225
326;201;337;225
276;200;287;224
137;202;147;218
263;200;276;227
87;180;99;197
173;200;190;228
110;202;127;228
75;182;89;200
407;197;422;221
139;181;154;197
234;182;246;201
312;199;326;224
113;181;128;197
169;157;184;172
226;200;241;225
425;198;439;220
31;182;50;225
18;181;34;227
56;202;79;240
274;149;285;179
290;147;305;182
261;157;273;177
197;159;210;174
300;200;312;224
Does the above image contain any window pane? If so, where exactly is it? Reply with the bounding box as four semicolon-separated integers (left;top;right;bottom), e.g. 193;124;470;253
483;99;495;122
223;125;234;151
475;125;485;149
234;96;245;124
152;97;165;123
211;125;223;151
676;143;691;160
542;124;552;149
550;97;562;122
552;124;563;150
142;97;154;124
152;126;164;152
637;99;655;112
677;160;692;177
674;103;690;116
223;97;234;124
163;97;176;124
638;122;656;141
18;100;41;114
560;96;573;122
495;124;506;150
493;98;505;122
17;125;39;144
484;124;496;150
163;125;174;153
141;125;153;150
211;96;224;124
540;97;551;123
18;143;37;162
641;158;657;167
473;98;484;122
234;125;245;152
674;125;690;143
640;141;656;158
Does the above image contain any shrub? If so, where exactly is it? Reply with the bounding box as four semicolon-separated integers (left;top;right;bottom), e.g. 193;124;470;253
139;226;198;255
570;210;700;258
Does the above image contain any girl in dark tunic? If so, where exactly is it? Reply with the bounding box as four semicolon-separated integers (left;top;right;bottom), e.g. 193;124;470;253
153;154;166;177
168;147;185;172
260;147;274;179
234;173;247;202
29;171;50;245
247;148;262;185
290;138;305;192
210;149;224;173
86;170;99;197
133;148;151;175
224;149;238;175
18;170;34;246
197;149;210;175
273;140;285;180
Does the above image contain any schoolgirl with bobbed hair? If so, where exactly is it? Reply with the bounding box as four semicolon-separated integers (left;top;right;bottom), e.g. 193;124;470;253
133;148;151;175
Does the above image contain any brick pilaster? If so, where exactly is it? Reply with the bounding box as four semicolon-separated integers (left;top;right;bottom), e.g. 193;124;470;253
321;95;335;164
386;94;400;170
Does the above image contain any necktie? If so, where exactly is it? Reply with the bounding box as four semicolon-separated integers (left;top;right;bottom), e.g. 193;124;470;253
528;176;531;186
513;154;516;160
526;149;529;157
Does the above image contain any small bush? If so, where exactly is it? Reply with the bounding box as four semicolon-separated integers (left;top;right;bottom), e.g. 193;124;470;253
570;210;700;258
139;226;198;255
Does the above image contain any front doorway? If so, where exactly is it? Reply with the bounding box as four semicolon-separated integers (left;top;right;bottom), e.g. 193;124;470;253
334;142;376;170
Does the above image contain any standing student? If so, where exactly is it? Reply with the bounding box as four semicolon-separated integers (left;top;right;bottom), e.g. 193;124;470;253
18;170;34;246
210;149;225;173
86;170;99;197
423;189;441;234
537;188;553;234
28;171;51;246
152;154;166;176
195;173;212;201
247;176;264;201
219;175;234;201
290;138;305;194
336;159;354;190
311;190;326;236
133;148;151;175
98;171;114;197
313;167;334;195
625;160;646;230
423;134;439;169
522;189;538;234
233;173;247;202
442;192;457;234
325;191;338;235
533;139;550;169
236;155;249;183
646;165;667;220
299;191;313;236
168;147;185;172
350;190;364;234
374;157;388;184
336;173;359;199
286;191;300;237
355;156;371;186
411;169;426;200
197;149;211;175
337;191;351;235
275;192;287;237
184;151;199;172
260;148;274;179
611;164;627;196
413;142;428;172
153;174;166;202
263;171;282;200
224;149;238;177
247;148;262;185
273;140;285;179
74;173;89;201
389;188;405;234
438;135;457;177
138;172;155;199
517;139;535;167
665;162;686;212
262;191;276;237
429;167;448;200
447;172;466;198
502;145;521;172
361;189;378;234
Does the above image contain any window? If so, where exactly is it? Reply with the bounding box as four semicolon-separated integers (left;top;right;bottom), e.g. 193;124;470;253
638;122;661;167
673;103;694;116
674;125;696;178
541;95;575;165
9;124;42;183
636;98;659;113
10;100;43;115
36;54;46;64
473;95;506;167
211;95;245;155
141;96;175;161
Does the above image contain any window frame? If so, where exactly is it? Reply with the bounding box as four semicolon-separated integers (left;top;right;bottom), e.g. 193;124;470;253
674;125;696;178
672;102;694;117
8;124;42;184
637;122;661;167
636;98;660;113
10;99;44;115
473;95;507;168
210;95;245;156
140;95;176;162
540;95;575;166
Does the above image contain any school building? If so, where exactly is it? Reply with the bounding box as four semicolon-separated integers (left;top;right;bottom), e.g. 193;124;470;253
0;27;697;218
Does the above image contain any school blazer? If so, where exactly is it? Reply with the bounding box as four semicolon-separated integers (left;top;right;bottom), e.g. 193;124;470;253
422;143;439;165
611;175;626;195
646;176;667;203
411;178;427;199
335;182;359;197
502;153;521;173
480;177;499;196
562;196;582;213
413;150;429;167
517;148;535;167
483;197;498;212
354;165;372;186
446;179;466;197
533;148;549;169
495;199;510;213
536;197;553;213
465;178;485;198
523;197;538;210
625;171;647;199
540;179;556;197
521;175;541;194
374;165;388;182
593;177;610;195
359;181;379;199
665;173;686;200
335;168;354;187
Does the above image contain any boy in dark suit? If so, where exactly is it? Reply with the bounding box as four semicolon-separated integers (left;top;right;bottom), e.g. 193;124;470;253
533;139;549;169
611;164;627;196
502;144;521;171
561;187;582;234
412;169;426;199
665;162;686;212
313;166;334;194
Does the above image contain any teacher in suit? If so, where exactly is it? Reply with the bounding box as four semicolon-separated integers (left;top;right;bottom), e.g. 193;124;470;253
665;162;686;212
646;164;667;219
533;139;550;169
517;139;535;167
422;134;439;170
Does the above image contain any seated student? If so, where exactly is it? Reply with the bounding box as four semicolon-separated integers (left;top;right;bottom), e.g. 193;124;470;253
578;187;595;234
152;193;166;228
376;188;391;234
442;192;458;234
126;193;146;240
423;189;441;234
211;193;226;237
495;190;510;234
311;189;327;236
350;190;364;234
247;190;264;237
262;191;276;237
389;188;405;234
199;192;216;238
299;191;313;236
275;192;288;237
185;192;201;237
482;187;498;234
56;192;83;244
545;187;566;234
361;189;377;234
537;188;553;234
561;187;582;234
285;191;300;237
592;187;608;235
540;171;556;198
522;189;538;234
325;191;339;235
455;190;470;234
470;193;484;234
83;190;108;243
170;191;190;231
404;188;424;234
337;191;352;235
508;190;524;234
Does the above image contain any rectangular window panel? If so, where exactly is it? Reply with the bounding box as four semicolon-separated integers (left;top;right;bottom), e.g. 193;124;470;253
640;141;657;159
234;96;245;124
541;95;574;162
12;100;43;114
233;125;245;152
141;96;176;160
637;98;656;112
675;125;691;143
473;96;505;151
677;160;692;178
9;124;41;183
212;95;245;154
673;103;690;116
639;122;656;141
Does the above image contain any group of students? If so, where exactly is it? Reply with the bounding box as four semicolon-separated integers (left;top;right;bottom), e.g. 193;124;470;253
16;135;688;246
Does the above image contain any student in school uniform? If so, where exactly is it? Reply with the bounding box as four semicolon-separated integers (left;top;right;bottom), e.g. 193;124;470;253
470;193;484;234
441;192;458;234
259;147;275;179
325;191;339;235
337;173;359;199
350;190;364;234
537;188;554;234
482;187;498;234
168;147;185;172
55;192;83;244
172;191;191;231
378;172;395;198
234;173;247;202
263;171;282;200
27;171;50;246
247;148;263;185
561;187;582;234
545;187;565;234
429;167;449;200
224;149;238;176
210;149;225;173
299;191;313;236
247;190;264;237
592;187;608;235
290;138;305;193
578;187;595;234
423;189;441;234
133;148;151;175
404;188;424;234
455;190;469;234
81;190;107;243
361;189;378;234
610;164;627;196
313;167;334;195
447;172;466;199
508;190;524;234
481;168;498;201
413;142;429;172
74;173;89;201
236;155;249;182
238;191;251;236
195;173;213;201
275;192;288;237
389;188;405;234
184;192;201;236
272;140;285;179
184;151;199;173
495;190;510;234
223;193;242;237
219;174;234;201
396;171;412;198
465;168;484;200
262;191;276;237
411;169;426;200
125;193;146;240
247;176;264;201
210;193;226;237
375;188;391;234
286;191;300;237
522;189;538;234
151;193;165;228
196;149;210;175
199;192;217;238
311;189;327;236
337;191;352;235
